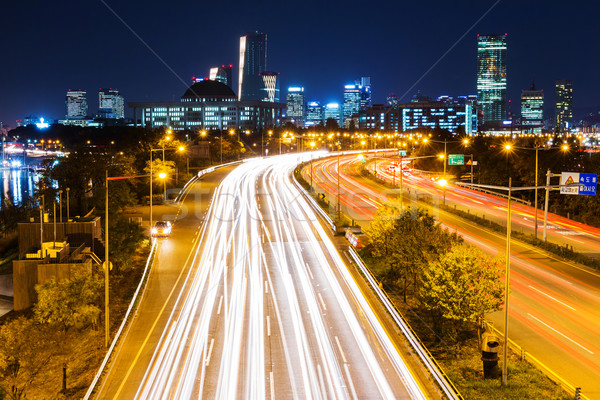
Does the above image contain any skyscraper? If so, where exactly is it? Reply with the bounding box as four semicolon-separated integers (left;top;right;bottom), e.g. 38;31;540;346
209;65;233;88
324;103;341;126
342;77;372;127
521;83;543;133
260;72;280;102
477;34;507;123
286;87;305;124
98;88;125;119
343;84;361;125
306;101;323;126
66;90;88;119
555;79;573;132
239;31;267;101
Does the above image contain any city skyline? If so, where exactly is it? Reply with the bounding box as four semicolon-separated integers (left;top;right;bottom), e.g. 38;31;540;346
1;1;599;126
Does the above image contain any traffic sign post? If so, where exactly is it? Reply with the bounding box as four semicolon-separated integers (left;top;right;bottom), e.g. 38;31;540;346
448;154;464;166
560;172;598;195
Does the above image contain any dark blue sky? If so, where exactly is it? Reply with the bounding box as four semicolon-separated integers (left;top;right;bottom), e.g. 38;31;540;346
1;0;599;126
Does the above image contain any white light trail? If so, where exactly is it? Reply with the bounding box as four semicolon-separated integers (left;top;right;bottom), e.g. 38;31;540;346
132;153;426;399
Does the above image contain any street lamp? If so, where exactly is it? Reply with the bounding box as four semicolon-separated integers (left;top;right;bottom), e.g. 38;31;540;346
149;146;182;227
310;141;316;191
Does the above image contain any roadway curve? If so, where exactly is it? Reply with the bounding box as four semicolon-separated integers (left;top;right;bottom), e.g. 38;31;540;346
306;152;600;398
95;156;433;399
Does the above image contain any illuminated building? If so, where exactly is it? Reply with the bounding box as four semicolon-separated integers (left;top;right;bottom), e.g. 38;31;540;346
324;103;341;126
209;65;233;88
360;96;477;134
555;79;573;132
98;88;125;119
130;80;284;131
386;93;399;106
286;87;305;124
342;77;371;127
520;83;544;133
239;31;267;101
66;89;88;119
477;33;507;123
306;101;323;127
260;72;280;102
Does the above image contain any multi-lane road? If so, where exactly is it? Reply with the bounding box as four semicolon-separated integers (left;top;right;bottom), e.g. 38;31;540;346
307;152;600;398
94;156;435;399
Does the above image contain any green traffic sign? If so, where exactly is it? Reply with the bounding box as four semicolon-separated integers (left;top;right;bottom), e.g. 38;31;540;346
448;154;464;166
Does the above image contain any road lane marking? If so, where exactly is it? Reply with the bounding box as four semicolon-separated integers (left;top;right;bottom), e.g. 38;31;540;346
270;371;274;400
344;364;359;400
265;280;269;293
318;292;327;311
217;295;223;314
527;313;594;355
335;336;348;363
305;262;314;280
267;315;271;336
205;338;215;366
528;285;576;311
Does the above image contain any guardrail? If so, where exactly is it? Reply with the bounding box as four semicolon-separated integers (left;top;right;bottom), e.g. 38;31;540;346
291;159;462;399
83;240;158;399
347;247;463;400
484;322;589;400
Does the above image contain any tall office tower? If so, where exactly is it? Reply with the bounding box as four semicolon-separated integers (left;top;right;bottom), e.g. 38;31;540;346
476;33;507;123
66;90;88;119
286;87;305;123
520;83;544;132
306;101;323;126
324;103;341;126
555;79;573;132
209;65;233;88
343;84;361;125
239;31;267;100
260;72;280;102
357;76;372;110
342;77;372;126
98;88;125;119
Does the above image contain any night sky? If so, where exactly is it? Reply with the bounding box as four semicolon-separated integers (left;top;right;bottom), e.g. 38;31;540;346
1;0;599;127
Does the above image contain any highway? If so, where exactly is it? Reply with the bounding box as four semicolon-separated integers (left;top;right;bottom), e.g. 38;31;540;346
95;155;432;399
307;152;600;398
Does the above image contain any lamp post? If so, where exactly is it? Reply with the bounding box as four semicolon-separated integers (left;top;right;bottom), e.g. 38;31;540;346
58;189;63;222
310;141;316;191
337;143;341;221
66;188;70;221
149;146;182;227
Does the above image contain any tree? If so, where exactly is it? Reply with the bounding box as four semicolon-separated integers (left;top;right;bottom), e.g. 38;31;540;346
418;244;504;339
34;273;101;394
364;206;461;301
0;317;53;399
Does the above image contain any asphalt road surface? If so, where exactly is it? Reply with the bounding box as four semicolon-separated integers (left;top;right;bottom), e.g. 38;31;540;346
95;156;431;399
307;152;600;398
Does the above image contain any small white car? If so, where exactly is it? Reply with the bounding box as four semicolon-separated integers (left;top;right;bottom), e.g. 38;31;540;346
151;221;172;237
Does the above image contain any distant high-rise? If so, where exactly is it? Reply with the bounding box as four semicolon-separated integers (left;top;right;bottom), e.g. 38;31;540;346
239;31;267;101
306;101;323;126
342;77;371;127
286;87;305;123
66;90;88;119
260;72;280;102
477;33;507;123
555;79;573;132
98;88;125;119
209;65;233;88
521;83;543;132
324;103;341;126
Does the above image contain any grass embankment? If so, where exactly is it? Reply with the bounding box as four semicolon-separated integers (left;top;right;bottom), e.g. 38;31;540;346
295;160;571;399
364;255;571;400
0;242;151;399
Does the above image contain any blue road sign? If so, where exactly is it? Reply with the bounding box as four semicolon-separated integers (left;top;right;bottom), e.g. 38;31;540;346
399;150;407;157
579;173;597;196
